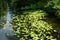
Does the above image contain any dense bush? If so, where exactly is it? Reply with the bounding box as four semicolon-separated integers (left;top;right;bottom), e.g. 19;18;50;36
12;11;57;40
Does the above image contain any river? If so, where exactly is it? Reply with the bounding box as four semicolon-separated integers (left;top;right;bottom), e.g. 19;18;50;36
0;11;15;40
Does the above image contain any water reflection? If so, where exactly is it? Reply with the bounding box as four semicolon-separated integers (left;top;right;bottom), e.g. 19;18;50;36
0;11;15;40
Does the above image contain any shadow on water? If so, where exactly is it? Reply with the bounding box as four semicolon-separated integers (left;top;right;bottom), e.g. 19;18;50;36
0;11;15;40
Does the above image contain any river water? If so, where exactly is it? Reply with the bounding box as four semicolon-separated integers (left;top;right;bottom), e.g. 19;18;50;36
0;11;15;40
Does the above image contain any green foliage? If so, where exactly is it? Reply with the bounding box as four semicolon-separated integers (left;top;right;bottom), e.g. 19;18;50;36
0;0;60;40
12;11;57;40
7;0;52;13
0;0;8;17
0;16;6;28
0;22;5;28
